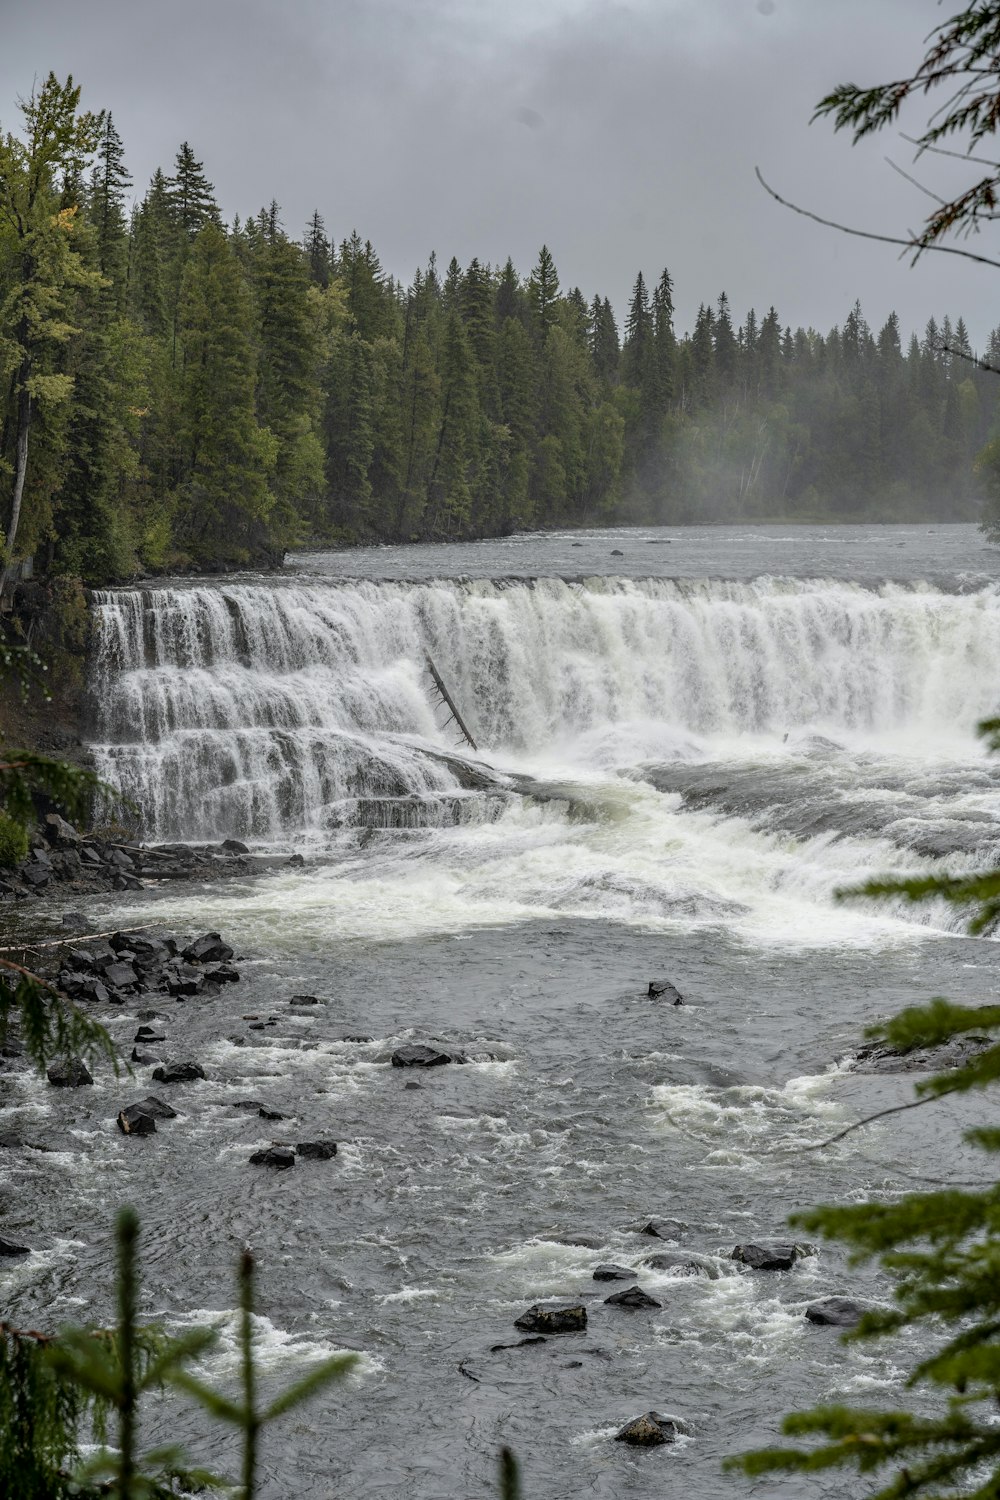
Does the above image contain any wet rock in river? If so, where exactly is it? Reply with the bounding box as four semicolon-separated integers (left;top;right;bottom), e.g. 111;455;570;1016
152;1060;206;1084
117;1106;156;1135
643;1249;720;1279
391;1043;466;1068
514;1303;587;1334
249;1145;296;1168
135;1026;165;1044
732;1241;806;1271
805;1296;869;1327
296;1140;338;1159
221;838;250;854
637;1218;687;1240
131;1048;162;1064
46;1057;93;1087
647;977;684;1004
605;1286;662;1309
853;1033;992;1074
593;1264;636;1281
0;1235;31;1258
615;1411;687;1446
182;932;234;965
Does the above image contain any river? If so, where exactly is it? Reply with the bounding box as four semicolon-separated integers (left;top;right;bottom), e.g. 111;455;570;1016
3;521;1000;1497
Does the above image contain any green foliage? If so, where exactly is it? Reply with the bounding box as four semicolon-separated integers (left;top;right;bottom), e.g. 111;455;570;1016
0;67;994;582
0;1208;357;1498
0;808;29;866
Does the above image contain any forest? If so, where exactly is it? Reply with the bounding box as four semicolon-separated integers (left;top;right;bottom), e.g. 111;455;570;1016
2;73;999;586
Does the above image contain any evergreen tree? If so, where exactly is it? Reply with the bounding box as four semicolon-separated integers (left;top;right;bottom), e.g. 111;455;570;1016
304;209;331;288
174;221;276;560
527;244;559;340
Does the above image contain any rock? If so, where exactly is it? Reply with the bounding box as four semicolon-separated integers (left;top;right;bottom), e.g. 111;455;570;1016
45;813;80;845
805;1296;869;1328
638;1219;687;1240
610;548;624;556
131;1095;176;1120
647;977;684;1004
60;910;87;927
731;1241;804;1271
131;1048;162;1064
391;1044;465;1068
117;1106;156;1135
642;1250;719;1279
181;932;234;965
514;1303;587;1334
259;1106;286;1121
46;1057;93;1087
221;838;250;854
296;1140;338;1159
614;1412;684;1447
226;1099;266;1112
286;853;305;867
604;1286;662;1309
152;1061;206;1084
0;1235;31;1258
489;1336;548;1352
79;845;104;866
134;1026;165;1044
343;1033;373;1042
290;994;323;1005
21;865;49;888
404;1081;423;1090
204;962;239;984
853;1034;992;1074
593;1264;637;1281
77;977;110;1005
249;1145;296;1168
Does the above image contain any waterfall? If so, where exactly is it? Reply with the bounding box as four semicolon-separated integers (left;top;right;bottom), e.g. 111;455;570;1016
88;578;1000;841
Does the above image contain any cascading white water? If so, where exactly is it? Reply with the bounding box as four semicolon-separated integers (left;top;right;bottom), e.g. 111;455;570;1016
88;577;1000;841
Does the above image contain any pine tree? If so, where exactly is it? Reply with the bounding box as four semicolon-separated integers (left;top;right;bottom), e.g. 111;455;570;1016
164;141;218;240
88;111;130;298
174;221;276;559
652;269;677;404
303;209;331;287
527;244;559;340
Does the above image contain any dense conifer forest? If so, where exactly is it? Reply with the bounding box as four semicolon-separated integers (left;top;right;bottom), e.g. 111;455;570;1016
2;75;999;585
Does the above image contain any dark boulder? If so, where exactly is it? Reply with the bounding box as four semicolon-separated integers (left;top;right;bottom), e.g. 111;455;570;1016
182;933;234;964
647;978;684;1004
593;1264;637;1281
117;1106;156;1135
259;1106;286;1121
805;1296;869;1328
614;1412;685;1446
135;1026;166;1044
732;1242;804;1271
296;1140;338;1160
77;977;110;1005
391;1044;465;1068
60;910;87;927
0;1235;31;1258
249;1146;296;1168
514;1303;587;1334
221;838;250;854
131;1048;162;1064
152;1060;206;1084
610;548;624;556
290;994;323;1005
605;1286;662;1309
47;1057;93;1087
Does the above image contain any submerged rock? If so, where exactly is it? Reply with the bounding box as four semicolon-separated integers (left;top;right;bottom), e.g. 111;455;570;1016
732;1241;806;1271
514;1303;587;1334
249;1145;296;1168
47;1057;93;1087
615;1411;686;1446
605;1286;662;1309
593;1264;636;1281
647;978;684;1004
0;1235;31;1258
642;1249;719;1279
637;1218;687;1240
391;1044;465;1068
296;1140;338;1160
805;1296;869;1327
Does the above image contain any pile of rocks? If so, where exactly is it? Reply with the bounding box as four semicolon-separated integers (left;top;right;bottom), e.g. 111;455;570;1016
0;815;286;903
51;930;239;1007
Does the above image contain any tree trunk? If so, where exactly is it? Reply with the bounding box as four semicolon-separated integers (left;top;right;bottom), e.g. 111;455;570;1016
1;364;31;601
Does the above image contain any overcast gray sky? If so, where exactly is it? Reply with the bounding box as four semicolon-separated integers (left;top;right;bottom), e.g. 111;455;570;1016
1;0;996;343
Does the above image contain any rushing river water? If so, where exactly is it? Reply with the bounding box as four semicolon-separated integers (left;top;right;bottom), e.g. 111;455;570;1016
4;522;1000;1497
